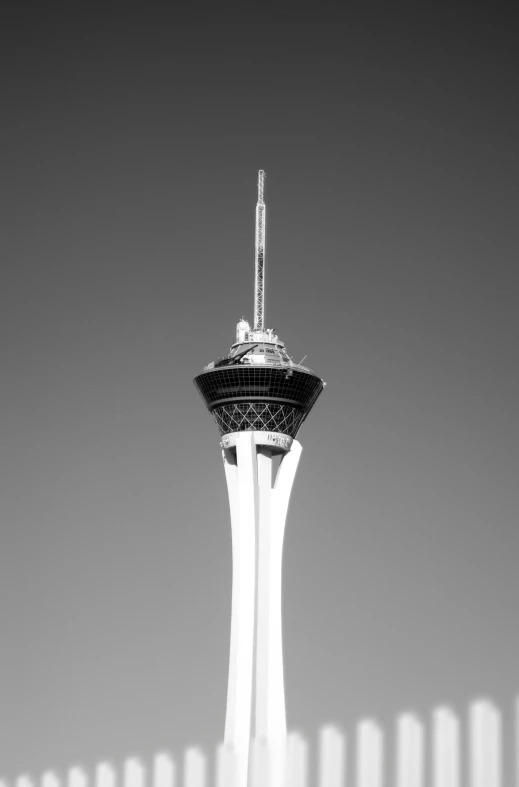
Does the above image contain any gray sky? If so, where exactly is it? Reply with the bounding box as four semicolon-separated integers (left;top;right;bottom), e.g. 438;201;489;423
1;3;518;781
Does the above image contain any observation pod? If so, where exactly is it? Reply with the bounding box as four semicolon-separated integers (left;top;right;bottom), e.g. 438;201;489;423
193;335;324;445
193;172;325;787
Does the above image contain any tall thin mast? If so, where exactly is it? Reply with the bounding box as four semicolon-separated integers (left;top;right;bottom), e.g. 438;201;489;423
254;170;266;331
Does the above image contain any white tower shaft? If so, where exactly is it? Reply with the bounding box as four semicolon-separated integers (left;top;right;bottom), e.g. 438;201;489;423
222;431;302;787
254;170;266;331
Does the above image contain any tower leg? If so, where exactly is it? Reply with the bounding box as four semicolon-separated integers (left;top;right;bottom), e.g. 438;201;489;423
253;442;302;787
255;442;302;742
222;433;258;784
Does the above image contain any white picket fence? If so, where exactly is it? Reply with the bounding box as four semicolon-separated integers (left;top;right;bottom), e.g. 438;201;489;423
2;694;516;787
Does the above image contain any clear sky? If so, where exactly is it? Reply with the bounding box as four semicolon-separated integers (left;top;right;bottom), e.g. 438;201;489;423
1;2;518;781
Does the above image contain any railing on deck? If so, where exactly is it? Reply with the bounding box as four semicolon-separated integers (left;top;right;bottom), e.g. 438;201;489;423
2;694;515;786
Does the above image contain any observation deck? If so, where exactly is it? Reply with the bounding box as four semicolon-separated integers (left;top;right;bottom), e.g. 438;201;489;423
194;323;324;440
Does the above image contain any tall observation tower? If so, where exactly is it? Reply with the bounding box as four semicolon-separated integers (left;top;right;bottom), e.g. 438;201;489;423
194;171;325;786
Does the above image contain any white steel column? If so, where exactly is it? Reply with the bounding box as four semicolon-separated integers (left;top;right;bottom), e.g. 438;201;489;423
222;433;258;765
257;440;302;743
255;446;274;740
221;431;302;787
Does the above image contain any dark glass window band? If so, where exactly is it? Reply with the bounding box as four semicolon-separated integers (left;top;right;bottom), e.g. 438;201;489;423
194;367;323;412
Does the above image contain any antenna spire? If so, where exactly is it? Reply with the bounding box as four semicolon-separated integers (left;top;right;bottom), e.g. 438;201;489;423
254;170;266;331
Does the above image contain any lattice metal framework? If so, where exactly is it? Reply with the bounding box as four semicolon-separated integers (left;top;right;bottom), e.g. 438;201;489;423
254;170;266;331
212;402;305;438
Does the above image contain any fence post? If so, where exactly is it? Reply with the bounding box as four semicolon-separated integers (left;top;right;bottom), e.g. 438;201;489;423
183;748;206;787
515;695;519;787
153;754;176;787
356;719;383;787
248;738;286;787
469;699;502;787
287;732;308;787
68;768;88;787
215;743;242;787
123;760;145;787
95;764;115;787
395;713;424;787
432;706;460;787
318;725;345;787
42;773;60;787
248;739;268;787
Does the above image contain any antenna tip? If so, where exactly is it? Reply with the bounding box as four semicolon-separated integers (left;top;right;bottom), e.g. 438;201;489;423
257;170;266;202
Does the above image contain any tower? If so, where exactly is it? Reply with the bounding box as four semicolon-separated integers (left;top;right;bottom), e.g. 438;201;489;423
193;172;324;786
